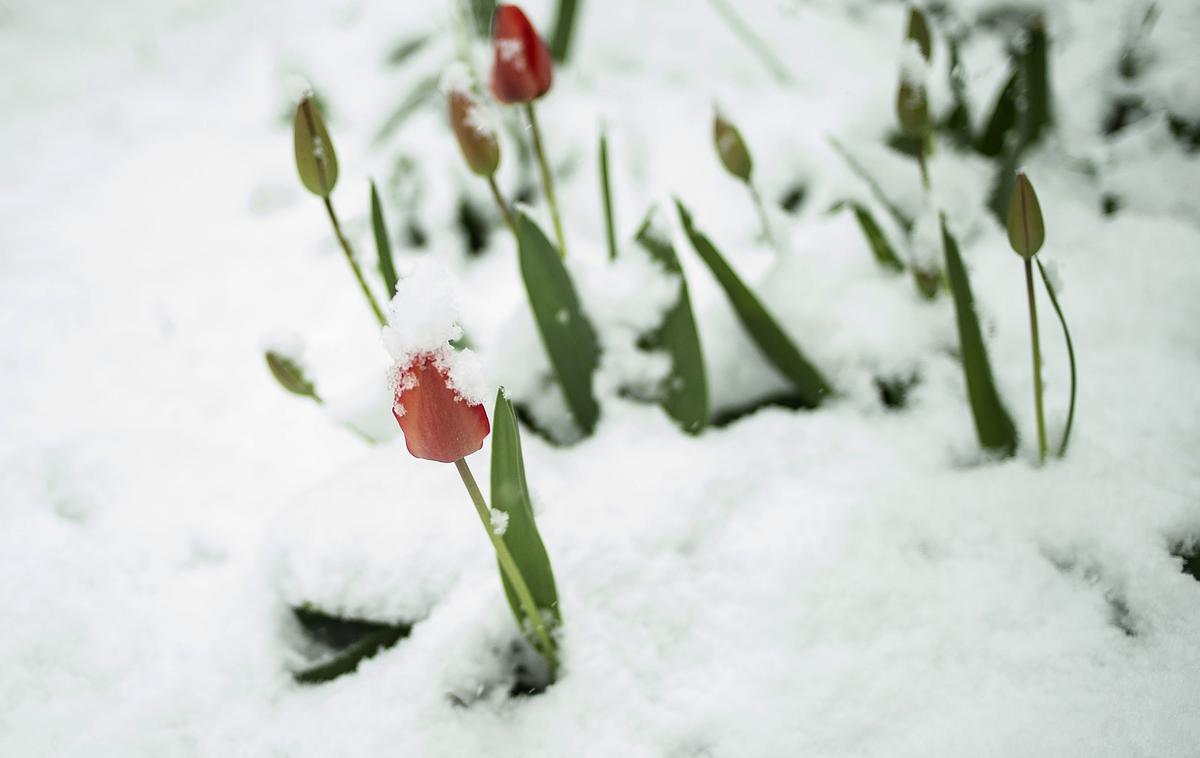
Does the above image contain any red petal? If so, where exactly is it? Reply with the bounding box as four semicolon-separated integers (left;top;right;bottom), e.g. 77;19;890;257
490;4;553;104
393;357;490;463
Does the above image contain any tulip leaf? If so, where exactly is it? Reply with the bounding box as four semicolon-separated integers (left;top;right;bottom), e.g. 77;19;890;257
939;215;1017;455
675;199;831;408
834;201;905;272
290;606;411;684
491;389;561;664
976;69;1018;158
599;129;617;261
370;181;399;297
548;0;580;62
516;210;600;435
467;0;496;37
1036;260;1076;457
293;96;338;197
827;136;913;234
373;74;440;145
1019;16;1053;149
635;212;709;434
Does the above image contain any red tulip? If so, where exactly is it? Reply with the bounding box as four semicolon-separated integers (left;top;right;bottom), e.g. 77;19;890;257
490;4;552;104
393;356;490;463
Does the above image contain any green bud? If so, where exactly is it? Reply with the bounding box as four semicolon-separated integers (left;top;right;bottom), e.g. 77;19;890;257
266;350;319;399
906;6;932;62
293;94;339;197
449;90;500;177
1006;171;1045;258
896;81;929;138
713;110;753;183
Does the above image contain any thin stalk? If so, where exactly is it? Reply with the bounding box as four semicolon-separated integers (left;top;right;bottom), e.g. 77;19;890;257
599;128;617;260
486;174;517;239
322;197;387;326
915;142;930;190
525;103;568;258
454;458;559;671
706;0;794;85
1036;259;1076;457
1024;259;1047;462
747;183;778;253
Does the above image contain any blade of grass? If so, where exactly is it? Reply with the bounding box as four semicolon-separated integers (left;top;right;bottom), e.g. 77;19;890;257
939;214;1017;455
835;201;905;272
516;210;600;435
676;199;831;407
371;180;399;297
599;127;617;260
548;0;581;62
635;212;708;433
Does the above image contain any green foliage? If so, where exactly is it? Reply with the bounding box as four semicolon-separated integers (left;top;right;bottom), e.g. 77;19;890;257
293;96;338;197
265;351;318;400
516;211;601;436
635;212;709;434
491;390;561;669
1036;261;1076;458
836;201;906;272
370;181;399;297
939;215;1017;456
675;199;831;408
290;606;411;684
548;0;581;62
599;128;617;261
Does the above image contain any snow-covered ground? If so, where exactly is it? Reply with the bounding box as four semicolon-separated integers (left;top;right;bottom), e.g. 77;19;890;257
2;0;1200;755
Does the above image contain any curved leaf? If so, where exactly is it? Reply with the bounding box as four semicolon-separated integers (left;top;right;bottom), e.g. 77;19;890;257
1036;260;1076;457
676;199;831;408
516;210;600;435
940;215;1017;455
635;213;708;433
370;181;399;297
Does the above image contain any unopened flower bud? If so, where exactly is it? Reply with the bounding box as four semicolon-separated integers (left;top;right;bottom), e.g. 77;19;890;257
293;94;339;197
266;350;319;399
490;5;553;104
713;110;753;183
1006;171;1045;258
449;90;500;177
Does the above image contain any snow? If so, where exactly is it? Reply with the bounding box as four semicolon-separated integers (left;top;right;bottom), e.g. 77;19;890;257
2;0;1200;756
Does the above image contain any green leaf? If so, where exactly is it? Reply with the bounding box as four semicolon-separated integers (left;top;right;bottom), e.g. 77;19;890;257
467;0;497;37
1006;172;1045;258
635;212;709;434
939;215;1017;456
293;96;338;197
599;128;617;261
675;199;831;407
548;0;580;62
384;34;429;66
373;74;440;145
516;211;601;435
836;201;905;272
1036;260;1076;458
905;6;932;61
827;136;913;234
370;181;399;297
491;389;561;662
975;69;1018;157
1019;16;1053;149
266;351;319;400
290;606;411;684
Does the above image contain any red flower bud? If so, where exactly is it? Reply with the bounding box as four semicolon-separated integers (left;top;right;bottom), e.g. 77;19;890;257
393;356;490;463
490;4;552;104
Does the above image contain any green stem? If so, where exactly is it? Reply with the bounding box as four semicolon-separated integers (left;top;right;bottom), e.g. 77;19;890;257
548;0;580;62
525;103;568;258
706;0;794;84
487;174;517;240
454;458;559;671
1024;258;1047;462
915;141;930;191
599;128;617;260
322;196;387;326
747;183;778;253
1036;259;1076;457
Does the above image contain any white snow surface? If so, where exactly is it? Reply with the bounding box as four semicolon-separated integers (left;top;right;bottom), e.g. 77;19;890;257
2;0;1200;756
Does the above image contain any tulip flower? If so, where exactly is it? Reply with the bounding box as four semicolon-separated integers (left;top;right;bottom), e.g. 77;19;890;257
490;5;552;105
444;74;515;236
1006;171;1049;462
489;4;567;257
392;355;491;463
712;108;777;253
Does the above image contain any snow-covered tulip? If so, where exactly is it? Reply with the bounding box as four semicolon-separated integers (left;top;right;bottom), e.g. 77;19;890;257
449;90;500;177
490;4;553;105
392;356;490;463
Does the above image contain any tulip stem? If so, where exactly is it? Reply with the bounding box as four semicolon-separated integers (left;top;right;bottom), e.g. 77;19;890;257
1024;258;1047;463
322;196;387;326
454;458;559;672
486;175;518;239
747;183;778;253
525;103;568;258
915;143;930;190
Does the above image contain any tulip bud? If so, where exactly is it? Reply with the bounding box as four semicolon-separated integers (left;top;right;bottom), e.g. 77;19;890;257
713;110;753;183
265;350;318;399
393;356;491;463
1006;171;1045;258
490;4;553;104
293;94;339;197
895;80;929;138
449;90;501;177
906;6;932;62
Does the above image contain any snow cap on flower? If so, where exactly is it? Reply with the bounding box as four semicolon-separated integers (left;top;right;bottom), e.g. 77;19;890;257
383;260;490;462
490;4;553;104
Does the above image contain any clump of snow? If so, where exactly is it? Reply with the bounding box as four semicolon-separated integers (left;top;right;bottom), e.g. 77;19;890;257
899;38;930;87
1042;259;1064;294
488;508;508;535
496;37;526;69
438;61;474;96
